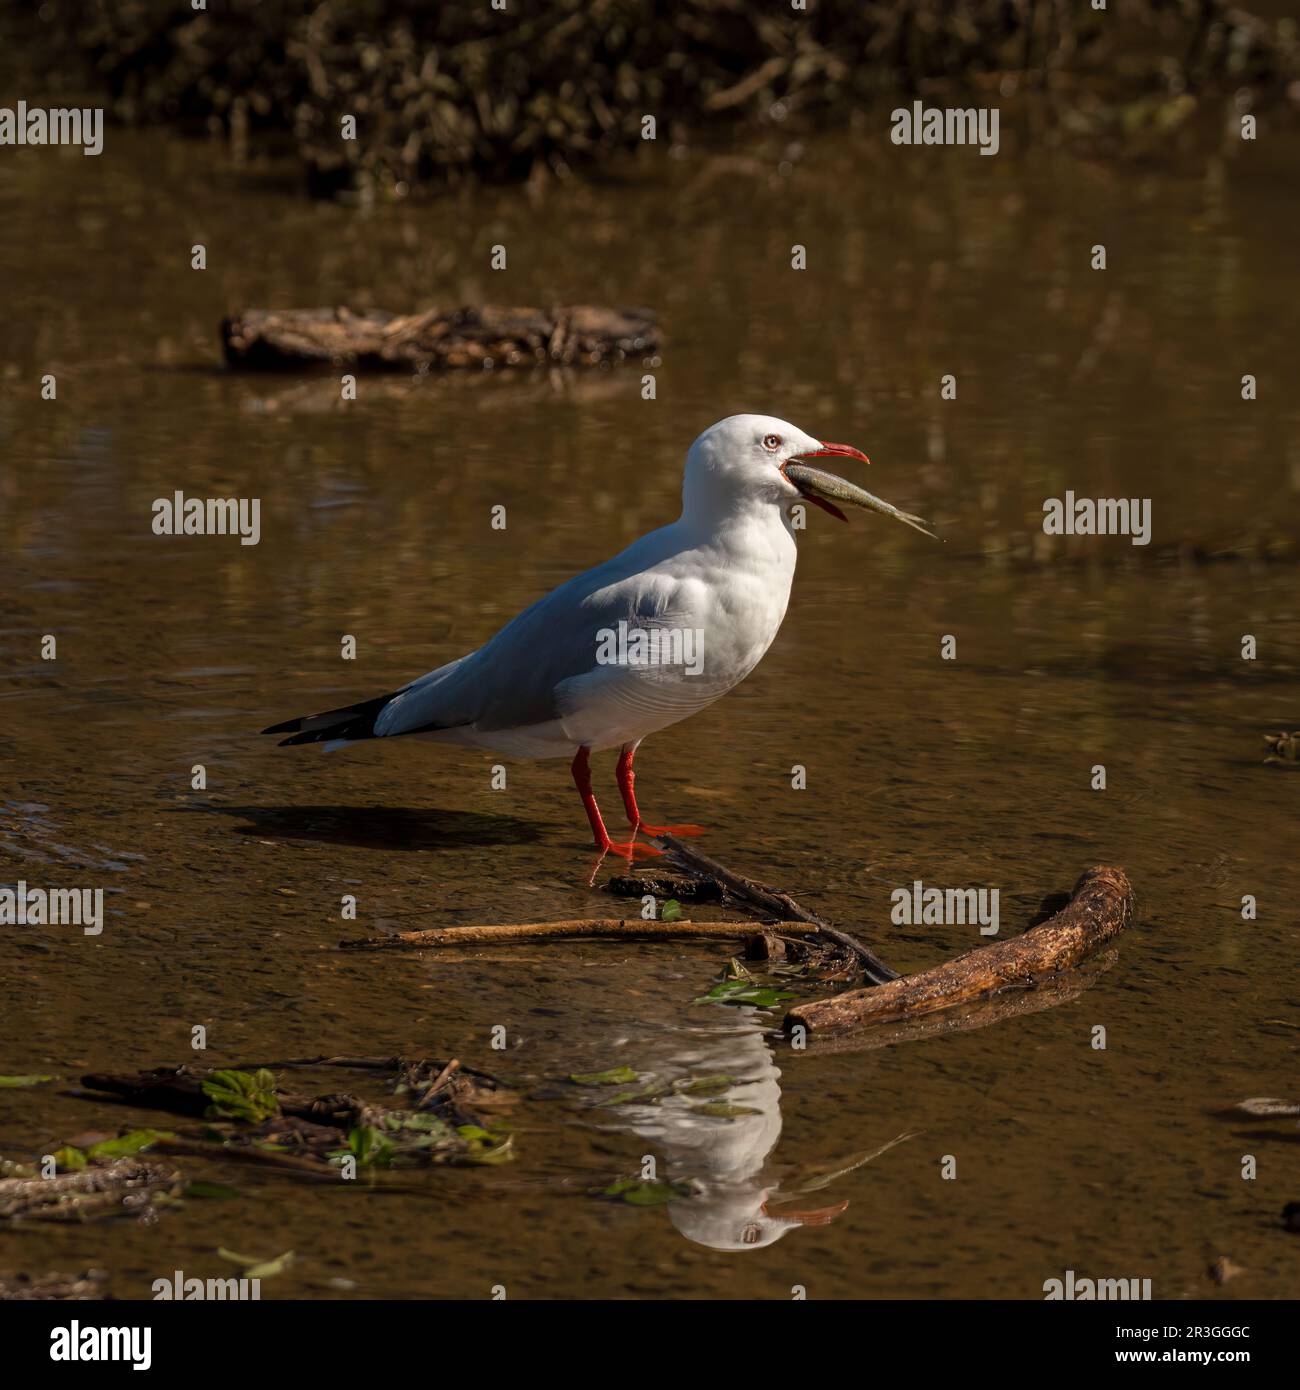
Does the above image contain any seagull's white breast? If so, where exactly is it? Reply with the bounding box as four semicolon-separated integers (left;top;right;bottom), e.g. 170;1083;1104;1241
553;511;797;752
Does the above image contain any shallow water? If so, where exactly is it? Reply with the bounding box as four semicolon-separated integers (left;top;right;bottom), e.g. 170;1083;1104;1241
1;116;1298;1299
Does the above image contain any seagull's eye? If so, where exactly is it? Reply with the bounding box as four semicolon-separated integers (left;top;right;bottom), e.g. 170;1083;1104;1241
762;434;782;452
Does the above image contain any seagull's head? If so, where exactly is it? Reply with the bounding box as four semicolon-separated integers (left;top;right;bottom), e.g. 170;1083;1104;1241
683;413;871;524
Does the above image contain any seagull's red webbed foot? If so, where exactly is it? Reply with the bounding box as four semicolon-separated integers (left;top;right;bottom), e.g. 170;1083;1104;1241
599;836;664;860
571;746;664;863
614;745;707;841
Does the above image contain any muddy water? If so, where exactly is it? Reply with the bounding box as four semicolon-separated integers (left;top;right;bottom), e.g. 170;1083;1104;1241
2;119;1298;1300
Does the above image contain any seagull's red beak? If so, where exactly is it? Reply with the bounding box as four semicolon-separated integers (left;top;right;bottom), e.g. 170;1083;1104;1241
810;441;871;468
783;441;871;523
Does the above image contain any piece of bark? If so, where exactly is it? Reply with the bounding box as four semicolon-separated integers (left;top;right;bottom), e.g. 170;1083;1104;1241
792;953;1115;1055
784;865;1133;1038
339;918;818;949
222;305;660;371
654;834;900;984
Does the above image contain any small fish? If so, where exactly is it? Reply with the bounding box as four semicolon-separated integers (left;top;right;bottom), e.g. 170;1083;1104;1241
784;462;938;537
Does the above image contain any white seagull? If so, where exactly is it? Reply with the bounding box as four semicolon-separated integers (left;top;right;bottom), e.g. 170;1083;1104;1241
263;414;933;858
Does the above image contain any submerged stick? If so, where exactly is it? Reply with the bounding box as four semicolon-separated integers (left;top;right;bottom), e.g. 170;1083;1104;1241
654;835;900;984
784;866;1133;1038
222;305;660;371
339;918;819;949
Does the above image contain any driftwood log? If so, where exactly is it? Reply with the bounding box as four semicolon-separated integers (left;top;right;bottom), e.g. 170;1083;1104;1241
791;955;1116;1055
339;918;820;949
785;865;1133;1038
222;305;661;371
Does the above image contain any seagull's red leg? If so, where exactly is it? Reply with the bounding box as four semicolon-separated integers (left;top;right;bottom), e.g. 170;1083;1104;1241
571;747;661;859
615;744;706;838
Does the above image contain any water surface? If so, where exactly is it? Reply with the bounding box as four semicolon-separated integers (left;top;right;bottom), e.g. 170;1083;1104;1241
1;119;1298;1299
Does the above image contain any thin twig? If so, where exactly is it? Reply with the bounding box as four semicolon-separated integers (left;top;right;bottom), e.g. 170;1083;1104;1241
653;835;900;984
338;918;816;950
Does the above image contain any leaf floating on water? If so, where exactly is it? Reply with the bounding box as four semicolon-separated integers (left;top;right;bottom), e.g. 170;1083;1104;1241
245;1250;295;1280
593;1080;670;1107
658;899;683;922
84;1129;174;1161
693;980;795;1008
218;1247;295;1280
1232;1097;1300;1117
201;1068;281;1124
600;1177;696;1206
331;1125;396;1169
455;1125;515;1165
569;1066;639;1086
52;1146;88;1172
0;1075;56;1088
184;1180;241;1200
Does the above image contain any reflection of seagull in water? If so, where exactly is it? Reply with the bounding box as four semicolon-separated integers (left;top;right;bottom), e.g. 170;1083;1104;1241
606;1010;914;1252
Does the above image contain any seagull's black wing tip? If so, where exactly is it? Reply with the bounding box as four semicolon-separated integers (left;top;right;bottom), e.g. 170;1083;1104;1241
261;717;302;736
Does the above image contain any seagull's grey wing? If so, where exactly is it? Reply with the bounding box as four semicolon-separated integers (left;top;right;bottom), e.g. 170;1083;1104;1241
374;563;689;737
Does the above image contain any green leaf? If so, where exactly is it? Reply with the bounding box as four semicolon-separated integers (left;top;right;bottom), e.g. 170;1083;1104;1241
600;1177;695;1206
185;1180;240;1200
339;1125;395;1169
84;1129;173;1160
0;1074;55;1088
569;1066;638;1086
52;1146;87;1172
201;1068;281;1124
593;1079;670;1107
658;899;683;922
671;1075;737;1096
455;1125;515;1165
693;980;795;1008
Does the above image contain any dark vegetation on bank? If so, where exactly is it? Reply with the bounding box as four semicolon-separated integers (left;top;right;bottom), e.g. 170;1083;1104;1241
20;0;1300;194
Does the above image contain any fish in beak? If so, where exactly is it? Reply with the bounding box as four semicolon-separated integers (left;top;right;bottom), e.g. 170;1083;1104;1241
782;441;937;538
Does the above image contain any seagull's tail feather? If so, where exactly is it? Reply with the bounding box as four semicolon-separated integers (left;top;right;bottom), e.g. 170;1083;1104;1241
261;690;407;747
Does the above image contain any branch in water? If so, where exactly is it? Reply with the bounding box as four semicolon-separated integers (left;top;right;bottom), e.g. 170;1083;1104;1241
785;865;1134;1038
339;918;820;949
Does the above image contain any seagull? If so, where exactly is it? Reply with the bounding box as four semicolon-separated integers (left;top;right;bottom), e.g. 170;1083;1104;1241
262;414;933;858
